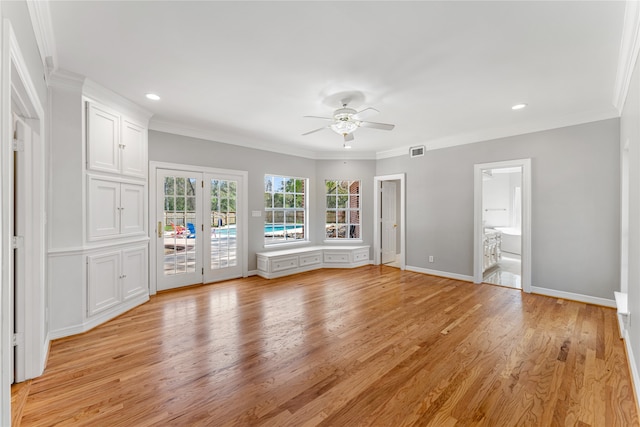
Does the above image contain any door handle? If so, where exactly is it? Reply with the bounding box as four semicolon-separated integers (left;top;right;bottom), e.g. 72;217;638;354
158;221;163;238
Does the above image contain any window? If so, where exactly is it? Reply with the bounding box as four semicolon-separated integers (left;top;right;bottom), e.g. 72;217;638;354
264;175;307;244
325;180;360;239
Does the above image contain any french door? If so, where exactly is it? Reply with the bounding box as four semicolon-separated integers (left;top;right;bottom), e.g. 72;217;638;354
156;168;243;291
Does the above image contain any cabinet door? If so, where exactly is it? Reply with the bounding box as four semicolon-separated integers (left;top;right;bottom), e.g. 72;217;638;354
121;183;145;235
122;246;148;301
87;251;121;316
88;177;121;239
87;102;120;174
121;119;147;178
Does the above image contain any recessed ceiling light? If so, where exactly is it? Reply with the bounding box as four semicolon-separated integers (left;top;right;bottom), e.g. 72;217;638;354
512;103;527;110
145;93;160;101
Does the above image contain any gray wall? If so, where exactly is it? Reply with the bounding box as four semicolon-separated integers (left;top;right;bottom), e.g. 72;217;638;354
149;131;376;270
621;55;640;389
377;118;620;299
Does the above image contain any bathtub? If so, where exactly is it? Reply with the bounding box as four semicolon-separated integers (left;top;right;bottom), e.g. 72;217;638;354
494;227;521;255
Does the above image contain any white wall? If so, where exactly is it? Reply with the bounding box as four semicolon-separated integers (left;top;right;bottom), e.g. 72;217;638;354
377;118;620;300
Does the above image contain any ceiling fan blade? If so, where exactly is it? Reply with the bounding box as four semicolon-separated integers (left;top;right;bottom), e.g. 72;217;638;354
352;107;379;121
344;133;355;142
359;120;395;131
303;115;333;121
302;126;328;136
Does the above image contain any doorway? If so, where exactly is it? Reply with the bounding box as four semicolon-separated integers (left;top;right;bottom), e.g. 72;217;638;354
473;159;531;292
1;20;49;423
480;166;522;288
151;163;248;292
374;174;406;268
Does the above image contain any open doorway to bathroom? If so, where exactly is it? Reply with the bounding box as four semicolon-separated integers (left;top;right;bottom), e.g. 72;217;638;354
473;159;531;292
481;167;522;288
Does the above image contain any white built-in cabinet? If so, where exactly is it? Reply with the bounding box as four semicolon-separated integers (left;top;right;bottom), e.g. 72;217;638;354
87;176;145;240
84;99;149;319
87;246;148;316
48;77;152;340
87;102;147;178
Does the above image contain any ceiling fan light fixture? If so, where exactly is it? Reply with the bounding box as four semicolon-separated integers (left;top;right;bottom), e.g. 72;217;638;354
343;143;352;149
330;120;359;135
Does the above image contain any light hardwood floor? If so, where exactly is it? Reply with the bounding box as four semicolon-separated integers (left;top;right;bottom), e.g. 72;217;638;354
13;266;639;426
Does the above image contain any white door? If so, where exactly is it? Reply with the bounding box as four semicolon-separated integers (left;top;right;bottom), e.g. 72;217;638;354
204;174;243;283
381;181;397;264
156;169;244;290
156;170;203;290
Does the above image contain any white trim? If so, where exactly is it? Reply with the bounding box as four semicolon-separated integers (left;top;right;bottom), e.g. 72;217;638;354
622;329;640;414
48;293;149;340
48;238;150;257
149;119;318;160
0;18;12;427
48;68;84;91
613;1;640;113
405;265;474;283
2;18;49;423
473;159;532;293
149;161;248;294
373;173;405;269
377;109;619;160
26;0;57;77
530;286;616;308
83;79;152;124
247;269;259;276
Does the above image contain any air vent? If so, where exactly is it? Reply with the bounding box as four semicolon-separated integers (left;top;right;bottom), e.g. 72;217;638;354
410;145;425;158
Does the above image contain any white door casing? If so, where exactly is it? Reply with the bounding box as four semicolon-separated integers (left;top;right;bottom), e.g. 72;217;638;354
151;163;248;293
473;159;532;292
373;174;406;268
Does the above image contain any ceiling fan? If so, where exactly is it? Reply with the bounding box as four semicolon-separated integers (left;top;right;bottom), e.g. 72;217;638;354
302;102;395;146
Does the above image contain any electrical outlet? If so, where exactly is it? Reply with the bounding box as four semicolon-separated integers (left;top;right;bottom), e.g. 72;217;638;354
429;256;434;263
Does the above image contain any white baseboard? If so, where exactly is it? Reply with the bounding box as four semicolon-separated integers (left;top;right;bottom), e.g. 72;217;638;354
405;265;474;282
623;329;640;415
247;269;258;276
49;294;149;340
530;286;616;308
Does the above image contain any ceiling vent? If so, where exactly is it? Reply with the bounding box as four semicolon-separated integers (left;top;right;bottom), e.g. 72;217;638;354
410;145;425;158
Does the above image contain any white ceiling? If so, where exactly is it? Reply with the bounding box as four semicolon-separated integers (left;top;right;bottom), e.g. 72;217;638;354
47;1;625;159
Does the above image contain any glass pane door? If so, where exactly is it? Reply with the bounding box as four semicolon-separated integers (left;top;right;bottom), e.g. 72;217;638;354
204;173;242;283
156;169;202;290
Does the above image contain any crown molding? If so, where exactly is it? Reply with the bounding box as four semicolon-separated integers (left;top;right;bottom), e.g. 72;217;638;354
376;107;620;160
48;68;84;91
613;0;640;113
26;0;57;79
82;78;153;123
149;119;321;159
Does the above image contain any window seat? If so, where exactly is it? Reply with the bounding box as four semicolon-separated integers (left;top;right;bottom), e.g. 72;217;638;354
256;245;370;279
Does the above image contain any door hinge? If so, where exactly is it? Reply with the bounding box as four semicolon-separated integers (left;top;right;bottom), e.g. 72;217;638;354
201;180;204;188
11;139;24;152
12;236;23;249
12;333;24;347
202;268;204;275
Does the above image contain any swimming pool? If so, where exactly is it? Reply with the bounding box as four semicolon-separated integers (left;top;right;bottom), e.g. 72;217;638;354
211;224;302;237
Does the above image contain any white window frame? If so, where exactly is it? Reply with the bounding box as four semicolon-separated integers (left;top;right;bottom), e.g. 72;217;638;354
264;174;308;246
324;179;362;241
